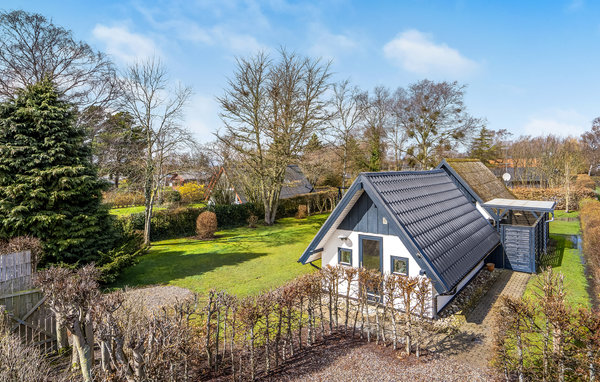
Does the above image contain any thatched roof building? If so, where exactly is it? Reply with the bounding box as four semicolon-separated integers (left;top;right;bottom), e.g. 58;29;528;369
437;159;515;203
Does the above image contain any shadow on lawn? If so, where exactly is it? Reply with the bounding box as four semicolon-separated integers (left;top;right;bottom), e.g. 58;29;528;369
537;235;570;270
110;249;268;289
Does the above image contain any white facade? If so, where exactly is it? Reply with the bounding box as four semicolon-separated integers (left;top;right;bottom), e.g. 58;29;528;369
319;228;483;316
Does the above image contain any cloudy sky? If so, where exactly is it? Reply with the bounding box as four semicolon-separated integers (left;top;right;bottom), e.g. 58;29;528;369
4;0;600;143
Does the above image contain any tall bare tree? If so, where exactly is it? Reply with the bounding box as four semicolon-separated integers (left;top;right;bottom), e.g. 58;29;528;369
582;117;600;175
217;50;331;224
121;57;192;244
397;80;482;168
327;80;367;186
361;86;393;171
0;10;119;107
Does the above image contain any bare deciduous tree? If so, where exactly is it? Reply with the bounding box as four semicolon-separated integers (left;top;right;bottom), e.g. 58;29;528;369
398;80;482;168
327;80;368;186
581;117;600;175
217;49;331;224
120;57;192;244
0;10;119;108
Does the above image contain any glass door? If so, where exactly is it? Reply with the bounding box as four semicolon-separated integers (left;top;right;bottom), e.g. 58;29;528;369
360;236;382;302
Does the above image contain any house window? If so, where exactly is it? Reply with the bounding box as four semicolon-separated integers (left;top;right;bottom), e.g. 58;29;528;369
338;248;352;266
391;256;408;276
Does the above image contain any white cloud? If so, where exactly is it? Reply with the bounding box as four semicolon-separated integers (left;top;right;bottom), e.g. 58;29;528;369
185;94;221;141
92;24;158;64
308;27;361;60
523;109;588;137
383;29;479;77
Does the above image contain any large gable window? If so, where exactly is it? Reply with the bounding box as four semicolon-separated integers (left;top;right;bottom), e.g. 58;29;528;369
391;256;408;276
338;248;352;266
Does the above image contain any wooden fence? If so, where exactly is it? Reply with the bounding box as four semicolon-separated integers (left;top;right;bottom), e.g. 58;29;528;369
0;251;57;353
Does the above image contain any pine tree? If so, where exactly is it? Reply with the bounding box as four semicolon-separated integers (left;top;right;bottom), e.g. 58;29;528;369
0;79;115;264
469;126;499;164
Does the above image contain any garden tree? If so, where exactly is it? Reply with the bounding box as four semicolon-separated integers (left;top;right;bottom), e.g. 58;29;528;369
327;80;368;186
93;111;145;188
217;50;331;225
581;117;600;175
0;79;115;264
0;10;118;108
300;133;338;187
397;80;483;168
361;86;393;171
469;126;497;164
120;57;192;244
388;88;409;170
508;135;538;185
558;137;585;213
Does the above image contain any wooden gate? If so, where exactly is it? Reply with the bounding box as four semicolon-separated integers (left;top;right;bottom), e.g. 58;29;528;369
0;251;57;353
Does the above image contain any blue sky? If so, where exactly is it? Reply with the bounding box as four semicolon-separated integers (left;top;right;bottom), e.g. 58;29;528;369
4;0;600;143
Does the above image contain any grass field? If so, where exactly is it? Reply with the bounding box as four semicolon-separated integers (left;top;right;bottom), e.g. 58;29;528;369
111;214;326;297
523;210;590;307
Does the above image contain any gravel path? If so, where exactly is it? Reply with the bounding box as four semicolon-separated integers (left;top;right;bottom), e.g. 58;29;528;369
275;335;499;382
123;285;194;312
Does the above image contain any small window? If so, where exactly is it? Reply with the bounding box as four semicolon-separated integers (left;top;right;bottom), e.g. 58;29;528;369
338;248;352;266
391;256;408;275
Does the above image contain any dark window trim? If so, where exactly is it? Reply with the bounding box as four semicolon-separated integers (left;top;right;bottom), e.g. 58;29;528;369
358;234;383;272
338;247;353;266
390;255;409;276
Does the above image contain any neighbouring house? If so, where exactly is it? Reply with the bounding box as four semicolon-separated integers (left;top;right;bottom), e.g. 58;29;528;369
168;172;200;188
204;165;315;204
298;170;502;317
438;159;555;274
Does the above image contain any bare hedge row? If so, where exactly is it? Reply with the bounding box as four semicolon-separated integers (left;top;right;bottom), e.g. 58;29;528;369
24;265;438;381
493;268;600;381
580;198;600;303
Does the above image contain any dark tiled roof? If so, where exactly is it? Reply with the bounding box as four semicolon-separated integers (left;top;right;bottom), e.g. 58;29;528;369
279;165;314;199
363;170;500;291
444;159;515;202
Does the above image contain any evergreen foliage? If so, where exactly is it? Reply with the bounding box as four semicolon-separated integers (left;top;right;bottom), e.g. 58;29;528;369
0;79;115;264
469;126;499;164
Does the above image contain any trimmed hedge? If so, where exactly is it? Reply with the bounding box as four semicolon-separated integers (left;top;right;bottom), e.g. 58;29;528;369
118;203;261;241
579;198;600;301
512;185;596;211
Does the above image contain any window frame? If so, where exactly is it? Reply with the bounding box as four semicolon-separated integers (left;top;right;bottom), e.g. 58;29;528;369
338;247;353;266
390;255;409;276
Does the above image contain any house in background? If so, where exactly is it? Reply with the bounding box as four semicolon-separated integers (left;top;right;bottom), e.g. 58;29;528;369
204;164;315;204
298;170;501;317
167;172;200;188
437;159;555;274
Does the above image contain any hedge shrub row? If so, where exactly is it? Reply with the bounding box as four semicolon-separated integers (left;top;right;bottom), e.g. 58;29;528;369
118;203;261;241
512;185;596;211
277;188;339;217
579;198;600;300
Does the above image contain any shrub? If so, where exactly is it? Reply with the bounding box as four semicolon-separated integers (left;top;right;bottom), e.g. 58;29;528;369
575;174;596;190
247;214;258;228
196;211;218;239
579;198;600;299
178;182;205;203
296;204;308;219
209;203;262;228
0;236;43;269
163;189;182;204
103;190;145;207
97;229;147;284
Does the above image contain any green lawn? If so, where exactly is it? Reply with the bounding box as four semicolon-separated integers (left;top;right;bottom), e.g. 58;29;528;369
524;210;590;307
110;214;326;297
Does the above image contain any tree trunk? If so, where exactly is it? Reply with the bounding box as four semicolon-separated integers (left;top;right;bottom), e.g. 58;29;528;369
72;323;93;382
101;340;112;372
55;314;68;351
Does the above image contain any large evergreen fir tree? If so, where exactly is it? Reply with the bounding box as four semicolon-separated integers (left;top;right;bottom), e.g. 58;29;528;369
0;78;115;264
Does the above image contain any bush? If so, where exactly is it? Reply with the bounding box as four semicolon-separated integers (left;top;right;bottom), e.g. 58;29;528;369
196;211;218;239
103;190;145;207
247;214;258;228
579;198;600;299
0;236;43;269
163;189;182;204
97;229;147;284
295;204;308;219
208;203;262;228
575;174;596;190
178;182;205;203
